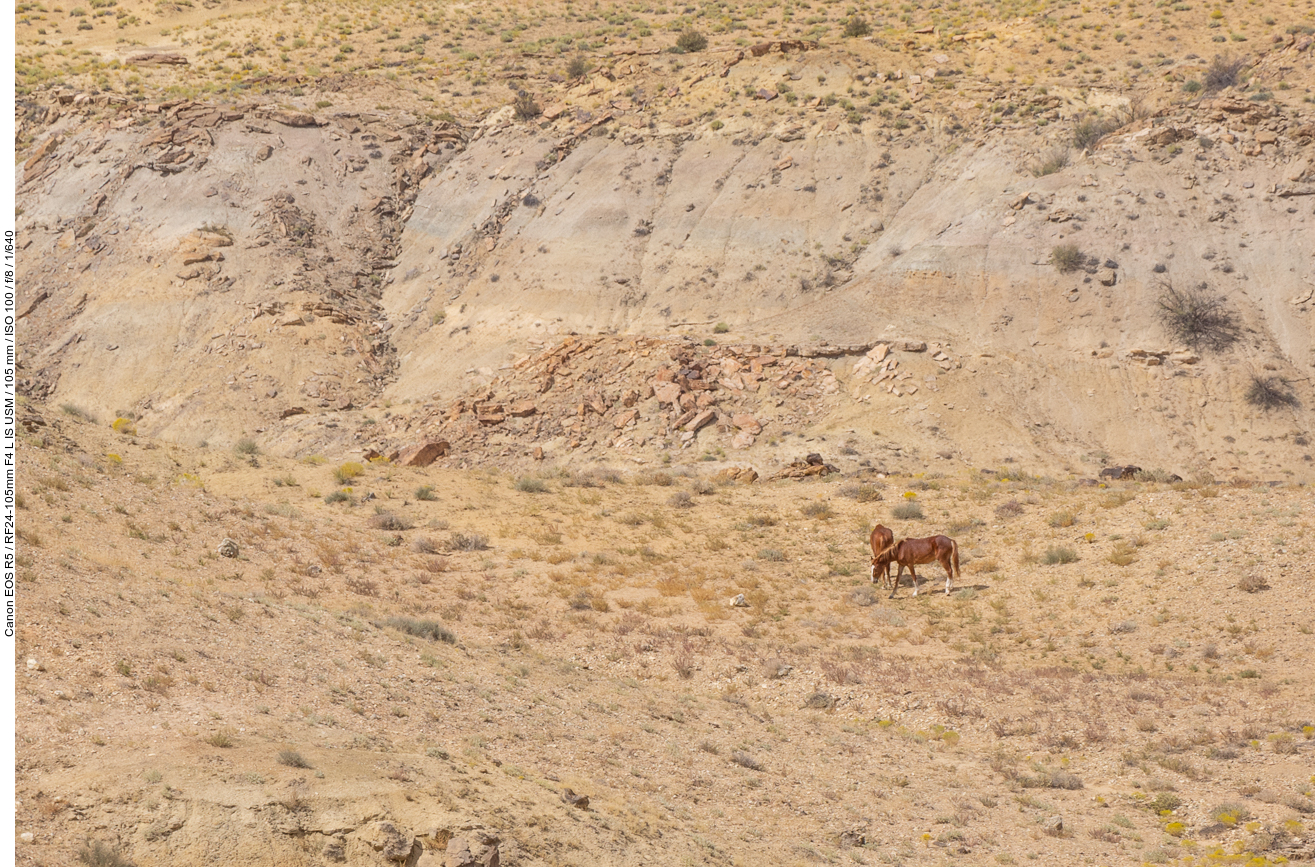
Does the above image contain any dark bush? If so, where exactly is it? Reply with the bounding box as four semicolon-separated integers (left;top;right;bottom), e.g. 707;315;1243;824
513;90;541;120
566;53;590;79
1155;280;1240;351
1245;375;1298;411
1204;53;1247;91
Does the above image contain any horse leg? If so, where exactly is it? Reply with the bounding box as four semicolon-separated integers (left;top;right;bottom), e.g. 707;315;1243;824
909;565;920;597
941;553;954;595
888;563;903;599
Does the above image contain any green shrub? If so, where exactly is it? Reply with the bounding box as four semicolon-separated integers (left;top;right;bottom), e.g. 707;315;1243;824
675;29;708;52
513;90;541;120
566;53;589;78
415;485;437;501
515;477;548;493
1043;546;1078;565
234;438;259;455
842;15;872;37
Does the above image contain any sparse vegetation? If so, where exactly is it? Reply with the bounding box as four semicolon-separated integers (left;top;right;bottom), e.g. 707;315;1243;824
1052;244;1085;274
892;501;924;520
1204;53;1247;91
277;749;312;768
78;841;134;867
1032;147;1070;176
1043;546;1078;565
1245;375;1298;411
384;616;457;644
1155;279;1240;351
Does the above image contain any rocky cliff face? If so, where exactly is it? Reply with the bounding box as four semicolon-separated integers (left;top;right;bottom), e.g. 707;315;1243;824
16;41;1315;478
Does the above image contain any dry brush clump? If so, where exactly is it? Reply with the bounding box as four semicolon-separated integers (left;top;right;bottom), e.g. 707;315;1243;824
1155;280;1240;351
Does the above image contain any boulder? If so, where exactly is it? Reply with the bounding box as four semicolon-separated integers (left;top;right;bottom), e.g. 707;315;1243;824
444;830;499;867
397;441;450;467
684;409;717;433
731;413;762;435
268;109;318;128
217;538;239;558
893;339;927;352
711;466;758;484
731;431;756;450
508;399;537;417
1097;268;1117;286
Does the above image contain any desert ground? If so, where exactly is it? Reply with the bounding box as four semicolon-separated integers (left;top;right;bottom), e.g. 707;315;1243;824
11;0;1315;863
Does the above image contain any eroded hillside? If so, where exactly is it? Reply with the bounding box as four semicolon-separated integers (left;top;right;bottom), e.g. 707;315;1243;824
15;14;1315;477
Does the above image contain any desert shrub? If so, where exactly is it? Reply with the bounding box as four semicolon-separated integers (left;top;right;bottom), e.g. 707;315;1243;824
78;841;134;867
801;502;835;519
111;417;136;435
565;53;589;78
1031;147;1070;176
1245;375;1298;410
995;499;1024;518
1052;243;1085;273
1155;279;1240;351
1135;468;1176;483
515;477;548;493
512;91;541;120
1147;792;1182;813
278;750;312;768
1073;114;1119;150
1048;510;1077;528
368;511;413;531
1210;803;1253;826
384;616;456;644
234;437;259;455
61;403;97;423
842;15;872;37
892;501;924;520
205;731;234;748
334;462;365;483
1237;574;1269;593
839;482;884;502
668;491;694;508
324;490;353;505
448;532;488;551
675;29;708;52
1204;53;1247;91
757;548;786;562
1049;770;1085;790
415;485;437;501
1108;542;1138;566
1043;546;1078;565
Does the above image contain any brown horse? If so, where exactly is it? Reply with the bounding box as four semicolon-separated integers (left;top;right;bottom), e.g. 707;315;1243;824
868;523;896;589
872;535;960;598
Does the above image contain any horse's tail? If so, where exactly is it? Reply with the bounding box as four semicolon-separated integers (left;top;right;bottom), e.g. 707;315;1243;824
951;538;961;579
